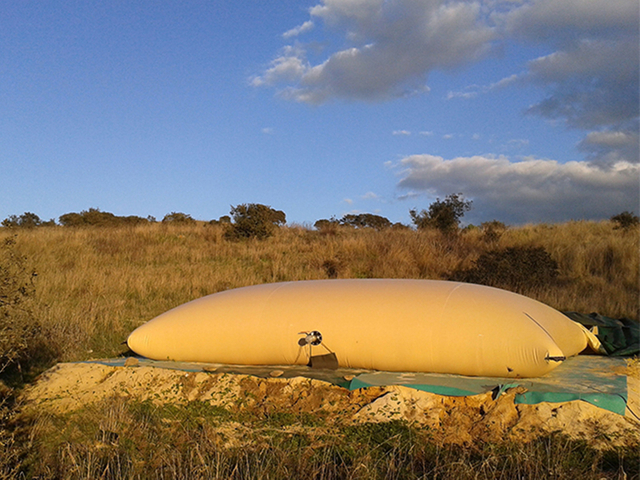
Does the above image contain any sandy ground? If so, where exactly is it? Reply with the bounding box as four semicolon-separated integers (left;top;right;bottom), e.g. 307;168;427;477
20;362;639;449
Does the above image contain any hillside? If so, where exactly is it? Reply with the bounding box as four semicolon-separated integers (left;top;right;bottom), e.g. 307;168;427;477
1;221;638;478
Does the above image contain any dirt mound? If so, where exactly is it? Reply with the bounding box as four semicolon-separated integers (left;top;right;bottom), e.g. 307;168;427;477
21;362;639;448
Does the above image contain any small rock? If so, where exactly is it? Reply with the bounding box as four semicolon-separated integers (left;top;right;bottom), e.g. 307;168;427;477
124;357;139;367
343;375;356;381
269;370;284;377
202;366;218;373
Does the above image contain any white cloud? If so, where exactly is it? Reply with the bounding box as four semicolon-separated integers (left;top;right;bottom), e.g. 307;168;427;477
501;0;639;165
504;0;639;42
445;73;523;100
581;130;636;149
506;138;529;149
397;153;639;223
254;0;638;166
361;191;380;200
283;21;314;39
525;39;639;130
446;89;478;100
261;127;274;135
343;198;354;205
578;122;640;166
489;73;520;89
255;0;495;104
250;46;309;87
419;131;434;136
523;38;639;165
442;134;454;139
392;130;411;136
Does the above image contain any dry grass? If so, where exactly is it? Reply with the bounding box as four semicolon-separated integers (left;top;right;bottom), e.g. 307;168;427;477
1;220;637;363
13;397;638;480
0;220;638;479
499;221;639;316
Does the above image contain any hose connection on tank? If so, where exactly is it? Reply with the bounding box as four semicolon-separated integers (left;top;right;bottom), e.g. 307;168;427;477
296;331;339;369
298;330;323;346
545;354;566;362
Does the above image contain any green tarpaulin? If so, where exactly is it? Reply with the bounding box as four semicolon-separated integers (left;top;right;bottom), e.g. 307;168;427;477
90;355;632;416
564;311;640;356
349;356;629;416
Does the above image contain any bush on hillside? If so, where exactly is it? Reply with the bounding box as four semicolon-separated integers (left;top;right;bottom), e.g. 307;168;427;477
314;218;340;234
410;193;472;234
59;208;149;227
2;212;55;228
339;213;392;230
121;215;153;226
450;246;559;292
162;212;196;224
209;215;231;226
611;211;639;230
225;204;286;240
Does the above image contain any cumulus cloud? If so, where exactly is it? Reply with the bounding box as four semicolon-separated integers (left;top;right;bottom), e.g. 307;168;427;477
397;154;639;223
578;121;640;166
503;0;638;43
250;46;309;87
253;0;495;103
446;89;477;100
254;0;638;165
525;39;639;131
283;21;314;39
361;191;380;200
256;0;638;113
392;130;411;136
446;73;521;100
504;0;639;165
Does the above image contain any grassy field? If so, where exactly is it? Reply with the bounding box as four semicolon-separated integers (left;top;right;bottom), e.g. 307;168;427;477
5;220;638;363
0;220;638;478
9;397;639;479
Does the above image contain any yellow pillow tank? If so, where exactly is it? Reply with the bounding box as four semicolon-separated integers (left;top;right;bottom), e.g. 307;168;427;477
127;279;589;378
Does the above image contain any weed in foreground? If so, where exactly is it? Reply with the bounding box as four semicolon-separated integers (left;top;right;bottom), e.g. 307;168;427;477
11;396;639;479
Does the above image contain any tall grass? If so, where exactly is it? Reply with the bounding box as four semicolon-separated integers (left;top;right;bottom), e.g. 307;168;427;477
14;397;638;480
0;221;638;479
1;220;637;363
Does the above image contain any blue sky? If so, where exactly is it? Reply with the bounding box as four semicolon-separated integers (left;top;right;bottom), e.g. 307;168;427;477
1;0;638;226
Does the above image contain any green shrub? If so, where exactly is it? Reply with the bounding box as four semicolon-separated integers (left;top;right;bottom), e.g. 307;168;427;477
339;213;392;230
208;215;231;226
121;215;153;226
1;212;54;228
161;212;196;224
314;218;340;235
611;211;639;230
410;193;472;234
225;204;286;240
59;208;149;227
